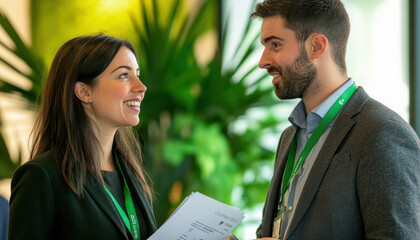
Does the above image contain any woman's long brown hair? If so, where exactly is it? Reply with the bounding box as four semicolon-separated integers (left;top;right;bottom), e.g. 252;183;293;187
30;34;152;200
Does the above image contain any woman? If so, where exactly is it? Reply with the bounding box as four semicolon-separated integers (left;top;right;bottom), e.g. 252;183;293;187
8;34;157;239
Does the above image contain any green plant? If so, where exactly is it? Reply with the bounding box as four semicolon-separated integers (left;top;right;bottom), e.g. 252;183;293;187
0;117;22;179
131;0;283;226
0;12;45;106
0;11;46;179
0;2;286;235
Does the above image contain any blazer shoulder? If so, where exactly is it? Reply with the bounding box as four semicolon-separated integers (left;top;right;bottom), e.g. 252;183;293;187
30;151;55;165
349;88;409;125
12;151;61;186
359;98;417;137
345;88;417;139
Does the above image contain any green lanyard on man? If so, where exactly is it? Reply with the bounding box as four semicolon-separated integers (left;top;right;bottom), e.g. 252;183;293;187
272;82;358;238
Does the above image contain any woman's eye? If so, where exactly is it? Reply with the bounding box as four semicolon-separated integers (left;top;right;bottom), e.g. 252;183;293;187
120;73;128;79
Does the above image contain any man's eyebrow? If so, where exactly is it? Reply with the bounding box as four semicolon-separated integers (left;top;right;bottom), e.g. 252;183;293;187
261;36;285;44
111;66;139;73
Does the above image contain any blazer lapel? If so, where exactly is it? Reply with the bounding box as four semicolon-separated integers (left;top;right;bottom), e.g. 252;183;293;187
84;174;129;239
285;88;369;239
119;160;158;233
262;127;296;237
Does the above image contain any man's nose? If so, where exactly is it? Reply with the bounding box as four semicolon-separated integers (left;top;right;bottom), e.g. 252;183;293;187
259;48;272;69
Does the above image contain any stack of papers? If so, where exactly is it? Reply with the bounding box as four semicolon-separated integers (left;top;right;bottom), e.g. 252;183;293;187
148;192;245;240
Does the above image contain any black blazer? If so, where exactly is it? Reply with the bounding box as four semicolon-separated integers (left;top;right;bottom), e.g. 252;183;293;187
8;151;157;240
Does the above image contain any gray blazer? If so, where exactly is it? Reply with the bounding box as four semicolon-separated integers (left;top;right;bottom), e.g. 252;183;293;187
257;88;420;239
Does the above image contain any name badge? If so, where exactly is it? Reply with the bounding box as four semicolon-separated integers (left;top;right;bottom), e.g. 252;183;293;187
272;205;285;239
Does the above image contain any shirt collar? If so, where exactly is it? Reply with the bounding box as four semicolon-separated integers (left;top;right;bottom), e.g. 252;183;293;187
288;78;354;131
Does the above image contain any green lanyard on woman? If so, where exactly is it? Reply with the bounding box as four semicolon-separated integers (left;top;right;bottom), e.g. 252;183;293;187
103;153;140;239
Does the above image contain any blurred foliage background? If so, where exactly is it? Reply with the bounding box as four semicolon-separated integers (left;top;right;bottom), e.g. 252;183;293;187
0;0;291;237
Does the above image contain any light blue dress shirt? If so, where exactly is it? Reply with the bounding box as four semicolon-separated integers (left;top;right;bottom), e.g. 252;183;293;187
280;79;355;237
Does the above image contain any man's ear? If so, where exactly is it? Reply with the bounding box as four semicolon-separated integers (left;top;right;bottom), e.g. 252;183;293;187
307;33;328;60
74;82;92;103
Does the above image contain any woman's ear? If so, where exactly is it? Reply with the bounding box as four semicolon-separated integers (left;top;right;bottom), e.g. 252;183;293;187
74;82;92;103
308;33;328;60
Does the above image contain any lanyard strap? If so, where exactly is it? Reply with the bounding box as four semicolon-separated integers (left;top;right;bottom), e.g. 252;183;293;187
280;82;358;202
103;153;140;240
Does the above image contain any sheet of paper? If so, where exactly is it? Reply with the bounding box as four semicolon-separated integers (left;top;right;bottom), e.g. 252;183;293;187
148;192;244;240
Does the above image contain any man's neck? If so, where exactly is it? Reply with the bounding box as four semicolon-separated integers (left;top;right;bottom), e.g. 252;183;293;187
302;75;349;115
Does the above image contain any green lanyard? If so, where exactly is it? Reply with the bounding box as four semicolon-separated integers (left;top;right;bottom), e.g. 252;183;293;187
103;153;140;239
280;83;358;203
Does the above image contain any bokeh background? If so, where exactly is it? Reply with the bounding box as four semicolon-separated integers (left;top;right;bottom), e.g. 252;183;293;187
0;0;414;238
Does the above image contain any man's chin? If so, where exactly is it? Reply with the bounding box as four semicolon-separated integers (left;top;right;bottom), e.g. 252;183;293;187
275;87;300;100
275;90;289;100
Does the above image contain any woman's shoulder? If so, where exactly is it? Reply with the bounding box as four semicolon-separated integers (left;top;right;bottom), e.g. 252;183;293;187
13;151;60;182
30;151;54;165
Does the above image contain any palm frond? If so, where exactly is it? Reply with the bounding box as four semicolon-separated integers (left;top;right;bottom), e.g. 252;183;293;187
0;10;46;179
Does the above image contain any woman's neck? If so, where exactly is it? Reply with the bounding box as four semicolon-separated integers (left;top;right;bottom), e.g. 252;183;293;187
98;131;116;171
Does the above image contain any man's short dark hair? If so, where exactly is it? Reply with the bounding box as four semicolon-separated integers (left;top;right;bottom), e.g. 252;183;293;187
251;0;350;73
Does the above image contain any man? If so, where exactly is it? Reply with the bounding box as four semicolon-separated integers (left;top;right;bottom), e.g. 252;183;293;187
237;0;420;239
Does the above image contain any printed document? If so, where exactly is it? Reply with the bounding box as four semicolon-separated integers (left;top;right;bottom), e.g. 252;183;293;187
148;192;245;240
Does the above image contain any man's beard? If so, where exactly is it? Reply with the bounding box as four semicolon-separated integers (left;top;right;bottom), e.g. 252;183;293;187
270;47;317;100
